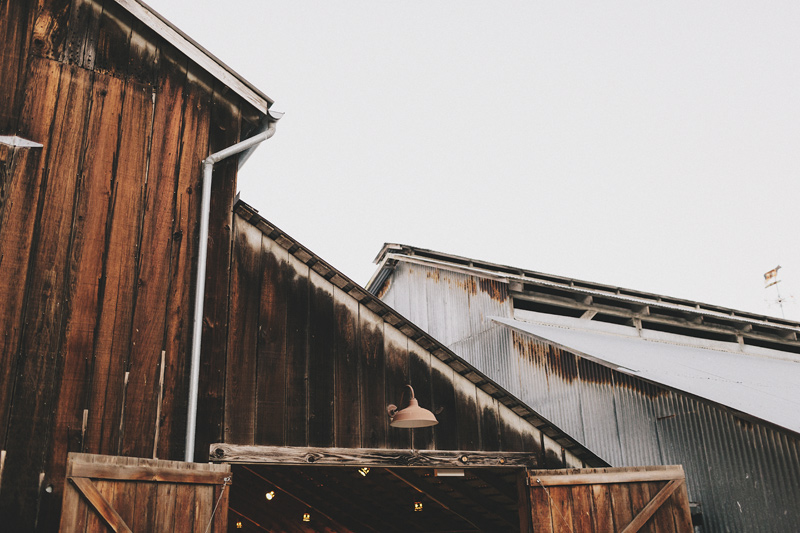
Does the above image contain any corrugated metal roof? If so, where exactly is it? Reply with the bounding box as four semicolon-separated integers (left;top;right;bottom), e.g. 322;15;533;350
492;313;800;434
368;244;800;332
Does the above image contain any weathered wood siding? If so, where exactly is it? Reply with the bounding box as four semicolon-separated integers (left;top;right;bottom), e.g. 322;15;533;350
525;466;693;533
0;1;262;529
59;453;231;532
225;211;572;465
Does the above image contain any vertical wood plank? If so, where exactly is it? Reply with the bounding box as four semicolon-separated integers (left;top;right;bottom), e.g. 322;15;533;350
195;88;239;460
570;484;594;533
173;462;198;533
408;341;433;450
43;72;125;533
454;379;480;450
529;483;555;533
308;268;335;447
224;215;262;444
63;0;103;70
59;457;88;532
0;57;59;448
0;0;37;132
122;47;187;458
668;480;693;533
477;392;500;451
609;482;634;532
517;470;533;533
211;469;231;533
629;481;656;533
159;65;212;461
284;252;309;446
153;480;177;533
193;483;215;533
384;325;410;449
334;286;361;448
359;304;386;448
549;485;574;533
430;356;457;450
543;435;564;469
85;79;153;457
255;235;288;445
591;483;615;533
0;62;93;529
0;147;43;445
131;469;158;532
93;0;132;76
498;403;525;452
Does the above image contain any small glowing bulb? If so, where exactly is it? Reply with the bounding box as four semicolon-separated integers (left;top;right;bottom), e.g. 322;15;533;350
303;512;311;522
236;521;243;528
414;501;423;512
358;467;370;477
265;490;275;501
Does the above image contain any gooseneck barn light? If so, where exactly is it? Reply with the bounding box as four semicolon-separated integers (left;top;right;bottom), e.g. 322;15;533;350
387;385;438;428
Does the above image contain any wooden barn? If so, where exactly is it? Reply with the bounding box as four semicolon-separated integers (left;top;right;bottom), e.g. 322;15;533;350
0;1;694;531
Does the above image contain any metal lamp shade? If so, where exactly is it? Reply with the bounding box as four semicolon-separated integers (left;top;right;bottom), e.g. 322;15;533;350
390;397;439;428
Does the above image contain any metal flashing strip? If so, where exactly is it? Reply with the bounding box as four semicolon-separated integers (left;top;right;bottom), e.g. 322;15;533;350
114;0;273;113
0;136;43;148
376;251;800;334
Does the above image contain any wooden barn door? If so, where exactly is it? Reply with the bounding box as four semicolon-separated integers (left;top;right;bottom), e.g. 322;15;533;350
60;453;231;532
522;465;693;533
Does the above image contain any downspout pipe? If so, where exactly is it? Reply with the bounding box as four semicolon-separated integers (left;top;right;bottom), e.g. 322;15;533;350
185;109;284;462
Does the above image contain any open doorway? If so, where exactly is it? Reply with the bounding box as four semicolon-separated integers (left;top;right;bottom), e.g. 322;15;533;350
227;464;523;532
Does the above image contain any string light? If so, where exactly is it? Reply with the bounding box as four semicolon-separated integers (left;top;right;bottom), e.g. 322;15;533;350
265;490;275;501
358;467;370;477
236;521;243;528
303;512;311;522
414;501;423;512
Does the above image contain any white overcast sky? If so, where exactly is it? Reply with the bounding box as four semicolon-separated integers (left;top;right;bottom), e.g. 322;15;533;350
146;0;799;320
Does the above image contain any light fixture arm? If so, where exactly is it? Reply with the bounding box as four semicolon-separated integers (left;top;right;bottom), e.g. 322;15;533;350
387;384;416;416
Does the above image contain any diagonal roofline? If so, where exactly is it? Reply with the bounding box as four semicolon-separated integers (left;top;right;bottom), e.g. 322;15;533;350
367;243;800;341
233;201;607;467
115;0;273;113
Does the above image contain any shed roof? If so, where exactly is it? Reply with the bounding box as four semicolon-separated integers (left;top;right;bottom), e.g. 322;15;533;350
367;244;800;352
493;312;800;435
233;201;605;465
115;0;273;113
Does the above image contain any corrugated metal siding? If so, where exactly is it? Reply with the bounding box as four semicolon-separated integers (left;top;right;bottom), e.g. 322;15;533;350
382;263;513;349
510;328;800;532
653;390;800;532
449;325;515;392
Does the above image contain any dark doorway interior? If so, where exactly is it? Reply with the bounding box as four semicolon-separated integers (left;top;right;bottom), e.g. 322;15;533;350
228;464;522;532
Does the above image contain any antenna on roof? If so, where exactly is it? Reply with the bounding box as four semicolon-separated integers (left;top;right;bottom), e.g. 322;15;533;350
764;266;786;318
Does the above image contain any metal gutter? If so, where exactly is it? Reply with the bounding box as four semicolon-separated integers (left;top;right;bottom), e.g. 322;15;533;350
184;110;283;462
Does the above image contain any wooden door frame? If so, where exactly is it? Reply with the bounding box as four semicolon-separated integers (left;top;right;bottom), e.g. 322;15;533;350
211;444;536;531
62;453;231;533
209;443;540;468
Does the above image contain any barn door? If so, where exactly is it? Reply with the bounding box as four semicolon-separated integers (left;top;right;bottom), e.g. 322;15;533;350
60;453;231;532
522;465;693;533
